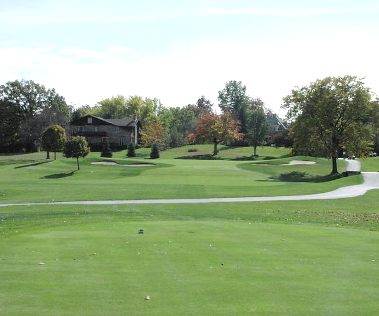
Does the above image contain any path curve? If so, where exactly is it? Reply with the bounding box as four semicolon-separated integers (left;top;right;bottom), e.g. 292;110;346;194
1;161;378;207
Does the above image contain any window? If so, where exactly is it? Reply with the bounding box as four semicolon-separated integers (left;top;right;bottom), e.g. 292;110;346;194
115;127;120;133
95;127;98;132
88;117;92;124
119;137;125;146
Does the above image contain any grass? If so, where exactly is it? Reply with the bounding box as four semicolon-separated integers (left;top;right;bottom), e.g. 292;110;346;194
1;145;379;315
0;145;357;204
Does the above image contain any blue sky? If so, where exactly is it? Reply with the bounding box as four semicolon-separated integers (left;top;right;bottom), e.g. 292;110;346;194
1;0;379;114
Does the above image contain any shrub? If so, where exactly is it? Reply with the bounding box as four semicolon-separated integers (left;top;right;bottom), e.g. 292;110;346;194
187;148;198;152
127;142;136;157
150;143;160;159
101;139;113;158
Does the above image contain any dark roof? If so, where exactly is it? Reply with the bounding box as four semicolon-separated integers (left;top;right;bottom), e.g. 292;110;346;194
266;113;287;130
71;115;140;127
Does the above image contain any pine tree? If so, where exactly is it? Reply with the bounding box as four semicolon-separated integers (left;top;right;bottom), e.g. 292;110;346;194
101;139;113;158
127;142;136;157
150;143;160;159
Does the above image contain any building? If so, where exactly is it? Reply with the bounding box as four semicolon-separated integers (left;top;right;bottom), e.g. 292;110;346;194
266;112;287;132
69;115;141;150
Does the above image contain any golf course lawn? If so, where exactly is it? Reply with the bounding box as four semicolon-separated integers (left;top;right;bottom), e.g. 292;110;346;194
1;146;379;315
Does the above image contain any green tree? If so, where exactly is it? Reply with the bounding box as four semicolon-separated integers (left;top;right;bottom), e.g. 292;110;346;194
98;95;128;119
71;105;97;121
0;99;23;152
246;108;270;156
100;139;113;158
218;80;250;134
42;125;66;160
127;142;136;157
63;136;90;170
158;107;196;148
150;143;160;159
0;79;70;152
187;112;243;155
282;76;374;174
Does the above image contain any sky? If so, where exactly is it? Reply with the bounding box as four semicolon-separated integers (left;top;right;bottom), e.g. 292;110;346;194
1;0;379;116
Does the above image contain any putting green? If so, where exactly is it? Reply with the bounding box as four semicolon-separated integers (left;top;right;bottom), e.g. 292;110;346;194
1;221;379;315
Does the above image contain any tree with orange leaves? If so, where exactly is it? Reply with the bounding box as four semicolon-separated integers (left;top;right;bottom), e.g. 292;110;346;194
187;112;243;155
140;122;166;148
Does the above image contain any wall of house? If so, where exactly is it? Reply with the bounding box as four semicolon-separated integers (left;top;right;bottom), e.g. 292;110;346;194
68;124;135;149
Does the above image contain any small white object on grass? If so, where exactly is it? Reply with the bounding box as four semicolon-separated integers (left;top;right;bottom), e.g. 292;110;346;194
145;296;151;300
38;262;45;265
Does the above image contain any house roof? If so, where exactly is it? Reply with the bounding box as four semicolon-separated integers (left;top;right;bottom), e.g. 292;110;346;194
71;115;140;127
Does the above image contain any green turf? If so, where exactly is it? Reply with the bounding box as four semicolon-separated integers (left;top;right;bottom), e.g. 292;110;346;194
0;145;356;204
1;145;379;315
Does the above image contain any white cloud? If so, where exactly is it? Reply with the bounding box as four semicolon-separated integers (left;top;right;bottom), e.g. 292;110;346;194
1;34;378;117
61;48;121;62
206;7;378;16
107;46;134;54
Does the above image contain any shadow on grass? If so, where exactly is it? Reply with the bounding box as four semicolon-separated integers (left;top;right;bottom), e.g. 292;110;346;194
269;171;346;183
42;171;76;179
15;161;52;169
176;154;223;160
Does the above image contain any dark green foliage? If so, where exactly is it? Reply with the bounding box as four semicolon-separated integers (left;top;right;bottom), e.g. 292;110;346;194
42;125;66;159
127;142;136;157
0;79;70;152
150;143;160;159
63;136;90;170
101;139;113;158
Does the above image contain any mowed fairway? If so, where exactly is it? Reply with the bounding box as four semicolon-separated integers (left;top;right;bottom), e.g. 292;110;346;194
1;146;379;315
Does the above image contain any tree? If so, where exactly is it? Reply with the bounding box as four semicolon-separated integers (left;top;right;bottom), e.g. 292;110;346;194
245;108;270;156
0;79;70;152
282;76;374;174
218;80;250;134
158;107;196;148
42;125;66;160
127;142;136;157
187;112;243;155
150;143;160;159
63;136;90;170
98;95;128;119
140;122;166;148
100;139;113;158
186;96;214;118
0;99;23;152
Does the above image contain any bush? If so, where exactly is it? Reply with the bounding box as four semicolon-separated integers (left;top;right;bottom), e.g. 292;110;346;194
101;139;113;158
127;142;136;157
150;143;160;159
187;148;198;152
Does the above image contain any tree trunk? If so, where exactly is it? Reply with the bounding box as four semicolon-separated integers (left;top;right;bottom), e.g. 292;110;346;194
54;151;57;160
331;156;338;174
76;157;80;170
46;150;50;159
213;139;218;155
253;146;257;156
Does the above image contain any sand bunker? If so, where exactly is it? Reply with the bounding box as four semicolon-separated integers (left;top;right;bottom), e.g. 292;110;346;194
92;161;155;167
254;160;317;166
287;160;316;165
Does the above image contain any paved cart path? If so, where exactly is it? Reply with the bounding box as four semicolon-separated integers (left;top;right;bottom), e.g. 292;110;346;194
1;160;378;207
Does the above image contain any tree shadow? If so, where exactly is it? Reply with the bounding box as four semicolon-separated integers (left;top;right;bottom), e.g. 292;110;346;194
269;171;345;183
15;161;53;169
42;171;76;179
176;154;222;160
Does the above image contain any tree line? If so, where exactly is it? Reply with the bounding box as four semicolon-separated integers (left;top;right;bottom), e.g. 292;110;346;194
2;76;379;174
0;79;275;156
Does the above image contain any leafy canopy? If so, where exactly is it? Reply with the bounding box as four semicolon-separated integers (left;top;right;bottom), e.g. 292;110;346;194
282;75;374;174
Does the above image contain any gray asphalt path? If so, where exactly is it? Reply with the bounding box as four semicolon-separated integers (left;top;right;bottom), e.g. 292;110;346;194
1;160;378;207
